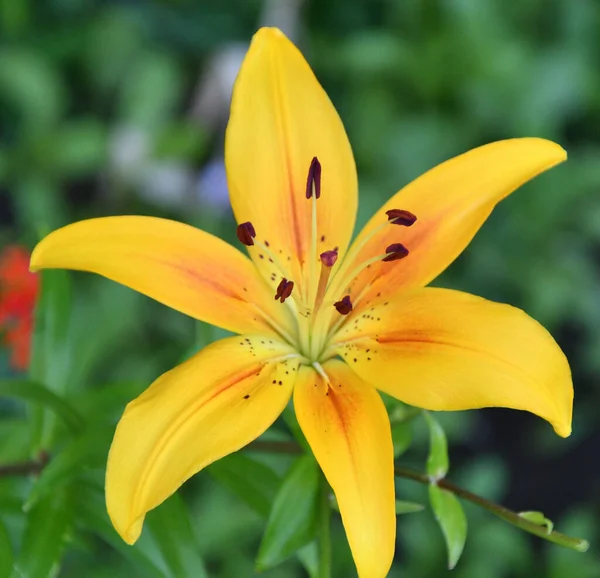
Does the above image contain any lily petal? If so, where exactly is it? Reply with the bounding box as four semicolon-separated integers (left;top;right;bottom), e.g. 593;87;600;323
226;28;357;294
107;335;299;544
30;216;294;337
345;138;566;305
334;288;573;437
294;360;395;578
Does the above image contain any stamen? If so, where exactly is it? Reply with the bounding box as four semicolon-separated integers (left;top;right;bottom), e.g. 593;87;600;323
334;295;352;315
236;222;256;246
311;249;338;318
382;243;409;262
305;156;322;199
323;209;417;302
274;278;294;303
386;209;417;226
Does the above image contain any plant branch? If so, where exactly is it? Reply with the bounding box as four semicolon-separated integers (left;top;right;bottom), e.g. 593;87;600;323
394;466;589;552
0;451;49;478
248;440;303;454
245;440;589;553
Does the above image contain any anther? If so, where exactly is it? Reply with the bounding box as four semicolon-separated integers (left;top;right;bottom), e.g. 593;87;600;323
305;156;322;199
274;278;294;303
334;295;353;315
386;209;417;227
236;222;256;246
320;249;338;268
382;243;409;262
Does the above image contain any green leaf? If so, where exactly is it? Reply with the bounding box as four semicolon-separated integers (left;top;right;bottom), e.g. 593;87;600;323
424;412;449;480
76;487;165;578
0;379;84;435
12;490;72;578
395;500;425;515
518;511;554;534
42;120;107;177
391;420;412;458
282;405;310;451
25;427;112;510
154;123;207;161
146;493;208;578
30;269;71;388
0;518;13;578
296;541;319;578
257;455;320;570
429;484;467;570
29;268;73;450
208;453;281;518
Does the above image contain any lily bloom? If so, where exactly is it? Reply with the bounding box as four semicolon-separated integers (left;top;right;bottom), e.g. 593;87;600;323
0;246;38;371
31;28;572;578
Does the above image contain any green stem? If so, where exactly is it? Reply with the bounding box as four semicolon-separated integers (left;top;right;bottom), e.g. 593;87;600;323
244;441;589;553
0;452;49;478
318;476;332;578
248;440;303;454
394;466;589;553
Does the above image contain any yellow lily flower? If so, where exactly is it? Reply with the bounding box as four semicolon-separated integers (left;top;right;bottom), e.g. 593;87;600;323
30;27;572;578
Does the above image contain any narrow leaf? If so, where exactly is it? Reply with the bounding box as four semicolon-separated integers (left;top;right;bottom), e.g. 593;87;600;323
25;426;112;510
429;484;467;570
395;500;425;515
76;487;164;578
0;379;84;434
29;269;71;386
257;455;320;570
146;493;208;578
519;511;554;534
12;490;72;578
425;412;449;480
0;518;13;578
208;453;281;518
391;420;412;458
296;542;318;578
29;269;72;450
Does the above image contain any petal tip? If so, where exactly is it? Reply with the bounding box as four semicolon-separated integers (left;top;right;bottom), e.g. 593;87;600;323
252;26;286;45
29;244;42;273
527;137;568;163
107;500;144;545
554;420;572;438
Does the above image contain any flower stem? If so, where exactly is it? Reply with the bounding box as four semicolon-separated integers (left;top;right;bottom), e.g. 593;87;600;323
394;466;589;552
318;476;332;578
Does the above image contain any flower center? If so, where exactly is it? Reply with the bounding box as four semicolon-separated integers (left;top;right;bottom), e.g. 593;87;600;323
236;158;416;363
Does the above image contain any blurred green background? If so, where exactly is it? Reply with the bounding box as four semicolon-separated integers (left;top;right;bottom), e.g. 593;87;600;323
1;0;600;577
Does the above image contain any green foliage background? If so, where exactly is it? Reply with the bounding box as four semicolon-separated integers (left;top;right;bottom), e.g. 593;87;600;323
1;0;600;576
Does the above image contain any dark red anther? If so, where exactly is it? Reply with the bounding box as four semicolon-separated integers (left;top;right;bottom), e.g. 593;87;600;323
334;295;353;315
382;243;409;262
274;278;294;303
237;222;256;246
386;209;417;226
305;156;322;199
320;249;338;267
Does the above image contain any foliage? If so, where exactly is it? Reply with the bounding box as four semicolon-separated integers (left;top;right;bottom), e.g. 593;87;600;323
1;0;600;577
